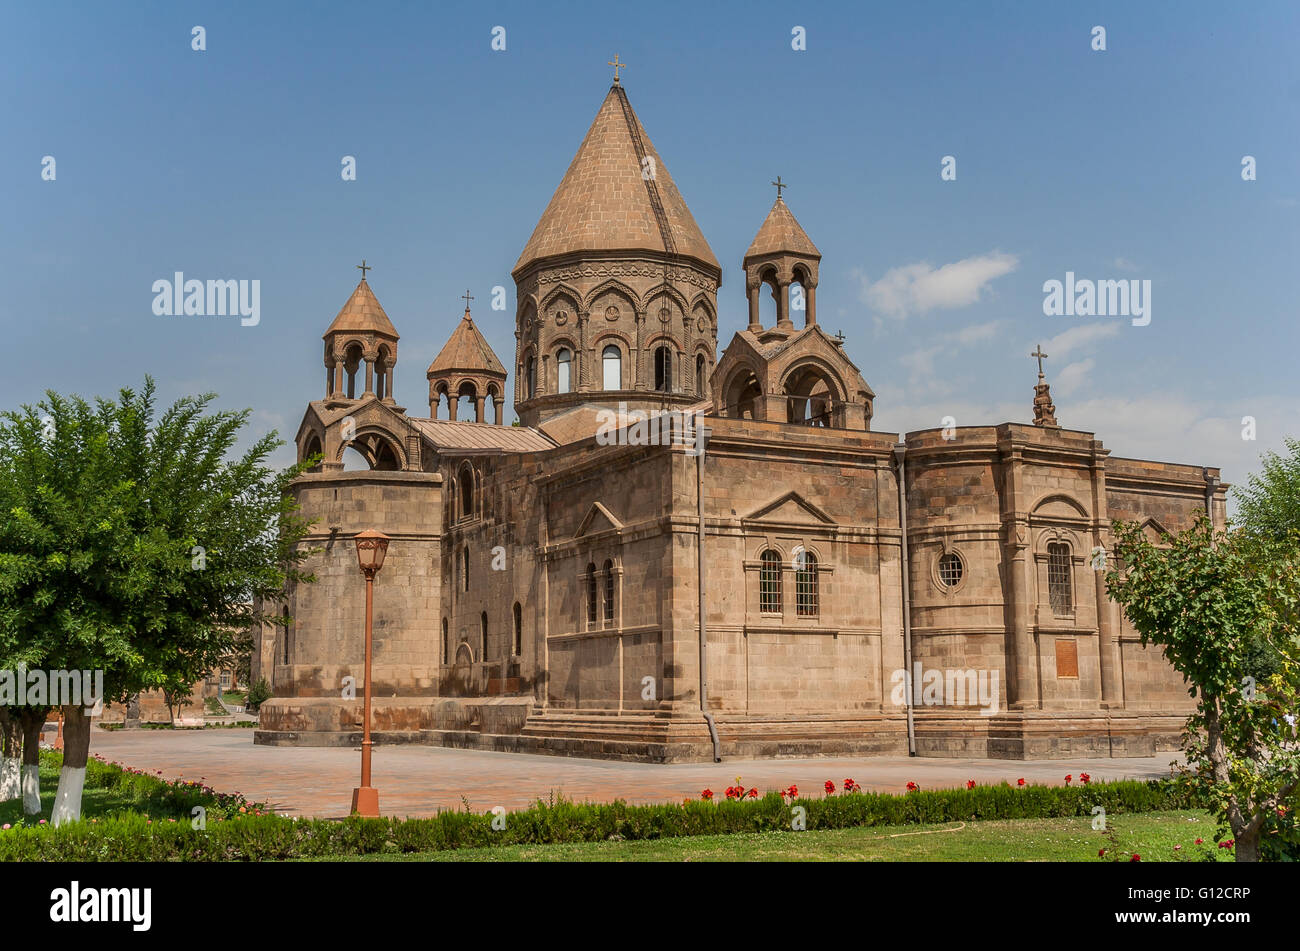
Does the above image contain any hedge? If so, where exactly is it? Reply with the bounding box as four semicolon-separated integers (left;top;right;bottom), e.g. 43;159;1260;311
0;778;1197;861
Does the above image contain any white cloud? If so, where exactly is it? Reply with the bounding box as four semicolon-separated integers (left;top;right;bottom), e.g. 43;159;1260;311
954;319;1009;346
1113;257;1139;272
1054;358;1094;397
857;252;1019;319
1031;323;1120;362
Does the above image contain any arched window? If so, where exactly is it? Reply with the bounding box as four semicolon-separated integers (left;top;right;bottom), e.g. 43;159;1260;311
462;546;470;592
602;345;621;390
513;602;522;656
759;550;782;614
458;463;475;518
654;345;673;392
796;551;819;617
557;348;572;394
442;618;449;665
480;611;489;660
586;562;598;624
603;559;615;621
695;354;706;395
526;355;536;399
1048;543;1073;616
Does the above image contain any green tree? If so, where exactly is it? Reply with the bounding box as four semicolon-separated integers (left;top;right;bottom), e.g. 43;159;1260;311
0;378;314;823
1106;515;1299;861
1236;436;1300;545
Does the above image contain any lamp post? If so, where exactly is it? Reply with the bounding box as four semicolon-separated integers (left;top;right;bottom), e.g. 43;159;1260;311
351;529;390;817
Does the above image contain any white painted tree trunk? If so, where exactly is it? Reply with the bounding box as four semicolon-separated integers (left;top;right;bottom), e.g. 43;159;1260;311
21;763;40;814
51;765;85;826
0;756;18;801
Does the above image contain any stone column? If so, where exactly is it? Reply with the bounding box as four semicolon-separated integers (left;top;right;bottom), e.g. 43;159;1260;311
999;445;1038;710
633;310;646;390
805;283;817;327
577;310;590;390
747;282;761;331
386;364;395;402
775;281;792;329
1090;451;1121;707
448;394;458;422
494;398;503;426
363;358;374;396
474;395;485;423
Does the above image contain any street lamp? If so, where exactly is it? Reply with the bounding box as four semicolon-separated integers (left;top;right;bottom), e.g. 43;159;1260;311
350;529;389;817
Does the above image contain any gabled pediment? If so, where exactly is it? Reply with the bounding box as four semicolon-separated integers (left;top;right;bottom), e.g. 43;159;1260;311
1140;517;1172;545
743;491;835;526
575;501;624;539
1030;493;1089;520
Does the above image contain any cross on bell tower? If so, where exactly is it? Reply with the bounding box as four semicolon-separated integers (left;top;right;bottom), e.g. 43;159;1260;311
1030;343;1059;428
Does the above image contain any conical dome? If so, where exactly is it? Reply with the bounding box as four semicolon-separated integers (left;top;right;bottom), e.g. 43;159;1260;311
428;309;506;377
744;198;820;261
513;84;719;275
323;279;399;340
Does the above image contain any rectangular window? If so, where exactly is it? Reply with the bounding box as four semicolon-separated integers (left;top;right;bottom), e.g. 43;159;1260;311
1048;543;1073;616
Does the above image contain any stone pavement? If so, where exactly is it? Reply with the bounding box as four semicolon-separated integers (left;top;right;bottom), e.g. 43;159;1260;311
89;729;1184;819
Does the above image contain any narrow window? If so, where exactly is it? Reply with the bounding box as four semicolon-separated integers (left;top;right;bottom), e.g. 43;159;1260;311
603;559;615;621
442;618;448;664
1048;543;1073;616
513;602;522;656
480;611;489;660
557;348;571;394
695;354;705;395
796;551;819;617
759;550;782;614
654;345;672;392
281;605;290;666
462;546;470;592
586;562;598;624
602;345;621;390
459;463;474;518
526;356;536;399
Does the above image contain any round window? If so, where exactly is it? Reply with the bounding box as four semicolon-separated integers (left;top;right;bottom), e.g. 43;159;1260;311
937;552;963;588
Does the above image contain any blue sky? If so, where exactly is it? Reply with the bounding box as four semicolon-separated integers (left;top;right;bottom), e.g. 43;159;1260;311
2;1;1296;498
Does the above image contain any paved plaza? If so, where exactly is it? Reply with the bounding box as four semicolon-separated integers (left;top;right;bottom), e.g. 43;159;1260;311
88;729;1185;819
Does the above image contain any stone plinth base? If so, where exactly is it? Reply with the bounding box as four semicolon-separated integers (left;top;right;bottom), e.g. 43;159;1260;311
913;710;1187;759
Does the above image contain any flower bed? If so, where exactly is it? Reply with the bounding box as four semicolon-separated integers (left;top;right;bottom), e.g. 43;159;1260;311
0;776;1198;862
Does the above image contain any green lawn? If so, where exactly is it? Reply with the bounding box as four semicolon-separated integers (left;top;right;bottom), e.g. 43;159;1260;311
0;757;196;826
309;810;1228;862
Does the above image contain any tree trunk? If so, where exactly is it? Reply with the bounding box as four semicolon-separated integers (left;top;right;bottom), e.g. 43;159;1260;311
18;708;45;815
0;708;19;802
1235;833;1261;863
51;703;92;826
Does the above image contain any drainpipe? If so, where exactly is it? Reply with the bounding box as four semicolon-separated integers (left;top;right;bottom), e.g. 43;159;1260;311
696;422;721;762
1202;468;1219;534
893;443;916;756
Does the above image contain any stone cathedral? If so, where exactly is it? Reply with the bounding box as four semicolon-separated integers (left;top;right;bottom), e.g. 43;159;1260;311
253;78;1226;761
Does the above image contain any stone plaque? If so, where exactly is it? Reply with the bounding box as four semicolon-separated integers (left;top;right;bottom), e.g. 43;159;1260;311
1056;638;1079;679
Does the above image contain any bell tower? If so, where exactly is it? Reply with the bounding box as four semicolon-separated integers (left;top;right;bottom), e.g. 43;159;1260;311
323;262;400;407
742;180;821;337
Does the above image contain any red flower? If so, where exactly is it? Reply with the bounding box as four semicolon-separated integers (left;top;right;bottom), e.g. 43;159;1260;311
906;781;918;792
748;788;758;799
701;788;713;800
1130;854;1141;862
1079;773;1090;785
966;780;976;789
1064;774;1072;784
1195;838;1203;845
1098;848;1105;857
785;785;798;799
1017;778;1025;786
824;780;835;794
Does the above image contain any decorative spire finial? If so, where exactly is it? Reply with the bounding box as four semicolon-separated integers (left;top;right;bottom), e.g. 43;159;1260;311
1030;344;1059;427
461;289;474;314
771;175;787;200
608;55;626;85
356;259;372;280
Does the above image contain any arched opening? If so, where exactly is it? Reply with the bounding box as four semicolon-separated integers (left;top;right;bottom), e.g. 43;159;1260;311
375;345;392;400
758;267;779;326
458;462;475;518
795;550;819;617
759;550;782;613
585;562;598;624
602;559;615;621
513;602;522;656
486;384;501;425
789;279;806;320
343;343;364;399
302;432;323;470
556;347;572;394
653;345;673;393
724;368;762;420
602;345;621;390
480;611;489;661
434;384;451;420
441;618;449;665
1048;542;1073;616
785;364;839;428
695;354;706;396
456;381;477;422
